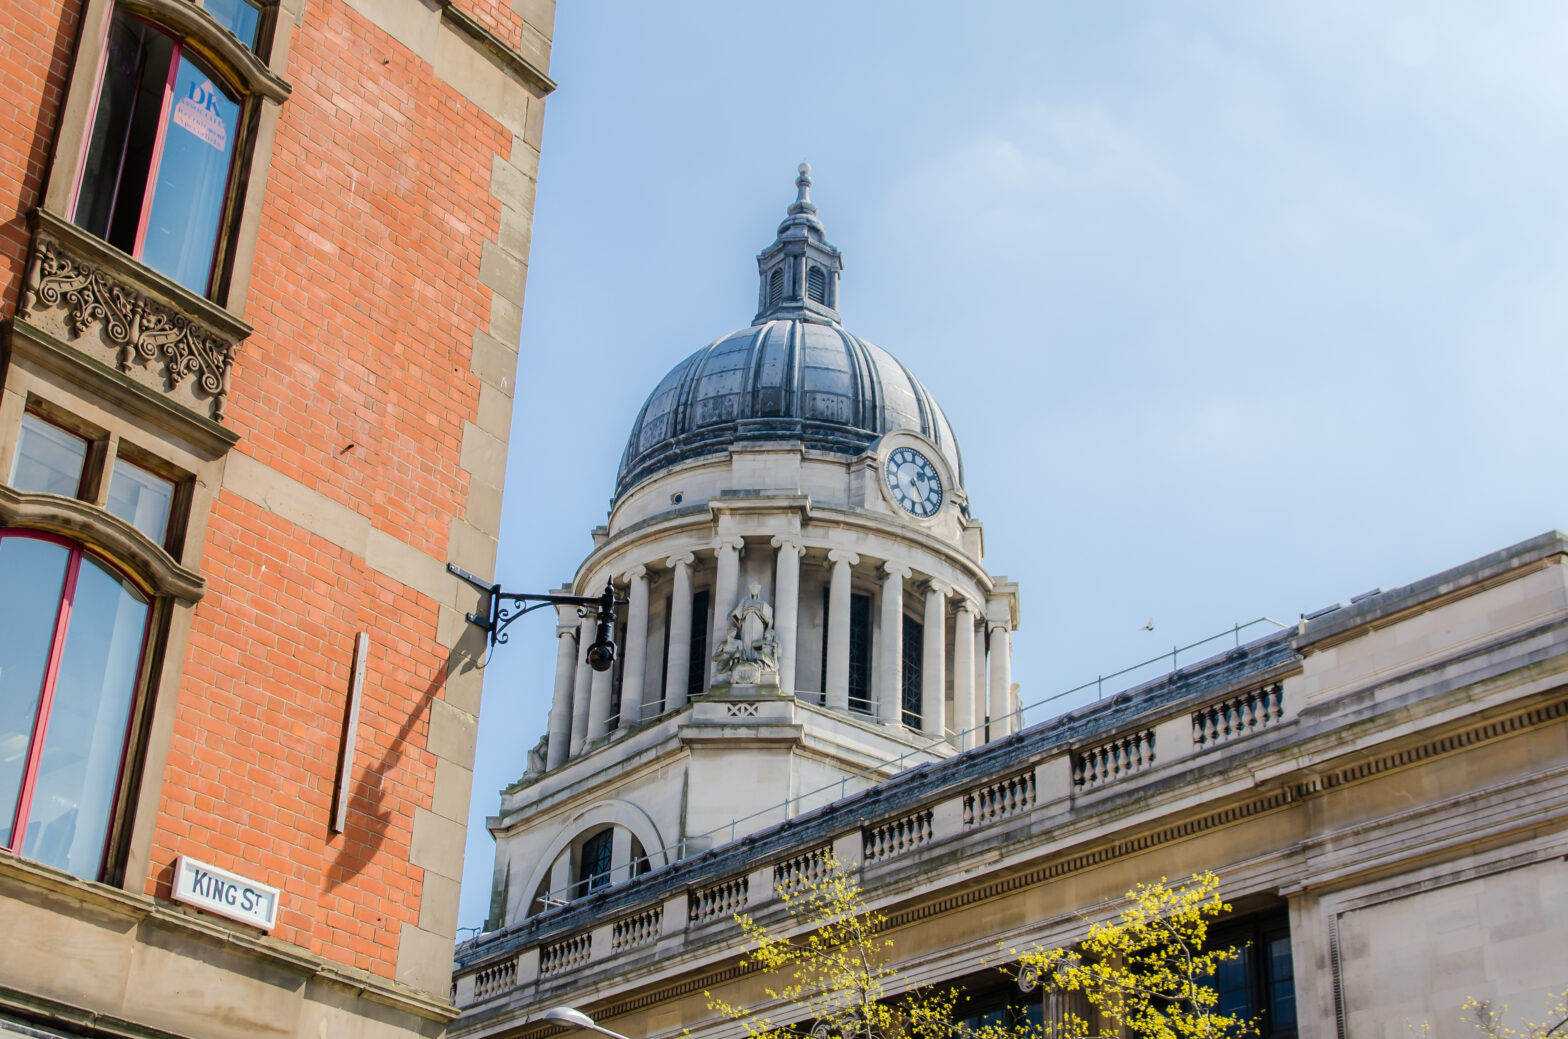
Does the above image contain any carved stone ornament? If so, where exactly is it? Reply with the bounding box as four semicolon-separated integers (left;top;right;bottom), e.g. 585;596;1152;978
712;582;780;678
20;226;238;422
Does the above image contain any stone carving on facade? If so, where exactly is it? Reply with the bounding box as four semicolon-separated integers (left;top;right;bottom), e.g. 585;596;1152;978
711;582;781;691
20;233;237;421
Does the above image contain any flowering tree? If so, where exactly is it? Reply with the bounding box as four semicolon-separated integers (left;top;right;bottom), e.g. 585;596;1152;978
706;855;974;1039
1461;989;1568;1039
1015;872;1251;1039
706;856;1251;1039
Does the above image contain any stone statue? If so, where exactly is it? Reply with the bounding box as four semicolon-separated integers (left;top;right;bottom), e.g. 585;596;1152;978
523;733;548;777
712;582;781;687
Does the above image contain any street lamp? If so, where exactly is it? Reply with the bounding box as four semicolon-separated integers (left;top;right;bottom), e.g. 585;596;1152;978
448;564;622;668
543;1006;632;1039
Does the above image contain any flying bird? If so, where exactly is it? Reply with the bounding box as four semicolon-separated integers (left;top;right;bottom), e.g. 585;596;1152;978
1139;618;1154;632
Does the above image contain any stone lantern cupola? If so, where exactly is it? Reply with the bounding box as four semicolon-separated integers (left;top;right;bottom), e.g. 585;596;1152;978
754;163;843;325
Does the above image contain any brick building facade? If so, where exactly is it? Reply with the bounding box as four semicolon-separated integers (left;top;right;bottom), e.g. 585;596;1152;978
0;0;553;1036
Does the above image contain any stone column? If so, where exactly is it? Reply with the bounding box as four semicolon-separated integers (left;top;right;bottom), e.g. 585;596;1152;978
824;550;859;711
546;609;577;769
952;599;977;750
620;565;650;724
610;826;633;886
663;553;696;711
921;581;949;738
878;562;911;724
709;536;744;683
988;622;1013;739
771;536;804;695
973;623;988;734
569;612;594;756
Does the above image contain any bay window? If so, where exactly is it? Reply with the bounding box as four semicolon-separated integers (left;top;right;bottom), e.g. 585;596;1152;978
0;532;151;880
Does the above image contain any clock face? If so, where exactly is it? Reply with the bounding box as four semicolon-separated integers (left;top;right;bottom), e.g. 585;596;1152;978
884;447;943;517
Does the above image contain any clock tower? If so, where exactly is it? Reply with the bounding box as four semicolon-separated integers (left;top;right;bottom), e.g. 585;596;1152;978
480;169;1021;930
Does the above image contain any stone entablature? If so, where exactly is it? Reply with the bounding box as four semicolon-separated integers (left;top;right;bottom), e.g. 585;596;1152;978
453;532;1568;1038
16;209;248;424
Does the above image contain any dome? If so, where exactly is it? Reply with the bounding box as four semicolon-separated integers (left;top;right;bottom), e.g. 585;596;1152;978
615;319;964;501
614;165;964;504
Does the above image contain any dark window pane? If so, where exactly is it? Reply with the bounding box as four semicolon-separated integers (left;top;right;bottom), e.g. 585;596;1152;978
140;53;240;292
1267;935;1297;1029
901;614;922;726
74;15;175;255
0;537;70;848
10;415;87;497
22;556;147;878
848;593;871;711
578;829;613;893
686;590;709;699
1215;946;1253;1018
106;458;175;545
201;0;261;49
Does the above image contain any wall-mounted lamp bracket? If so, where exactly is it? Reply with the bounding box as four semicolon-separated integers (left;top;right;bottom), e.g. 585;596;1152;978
447;563;624;668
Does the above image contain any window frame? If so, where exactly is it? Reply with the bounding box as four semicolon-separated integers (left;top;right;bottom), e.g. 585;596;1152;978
1208;906;1297;1039
69;10;251;298
38;0;292;314
0;528;158;882
0;379;213;892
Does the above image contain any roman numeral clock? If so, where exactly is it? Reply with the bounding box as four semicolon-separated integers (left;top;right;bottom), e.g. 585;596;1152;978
884;446;944;518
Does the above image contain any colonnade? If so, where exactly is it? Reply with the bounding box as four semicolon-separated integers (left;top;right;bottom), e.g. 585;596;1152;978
544;537;1017;768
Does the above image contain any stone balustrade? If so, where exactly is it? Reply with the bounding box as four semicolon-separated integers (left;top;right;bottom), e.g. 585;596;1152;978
863;808;933;864
453;649;1300;1010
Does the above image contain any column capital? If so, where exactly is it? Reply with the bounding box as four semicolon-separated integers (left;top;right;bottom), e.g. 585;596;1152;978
988;619;1012;633
557;624;579;639
770;535;806;555
827;549;860;566
954;596;980;616
924;579;952;598
620;564;648;582
713;535;746;555
666;552;696;569
882;561;912;580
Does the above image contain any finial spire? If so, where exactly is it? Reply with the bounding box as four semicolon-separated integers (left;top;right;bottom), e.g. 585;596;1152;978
791;162;815;214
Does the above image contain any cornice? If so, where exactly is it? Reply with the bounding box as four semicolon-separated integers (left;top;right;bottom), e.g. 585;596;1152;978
435;1;557;96
573;503;992;597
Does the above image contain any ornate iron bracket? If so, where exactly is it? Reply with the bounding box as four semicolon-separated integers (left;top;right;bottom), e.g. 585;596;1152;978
447;563;623;667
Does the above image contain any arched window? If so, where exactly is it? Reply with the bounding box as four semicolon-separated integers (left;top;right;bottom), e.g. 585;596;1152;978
0;531;152;880
768;267;785;307
807;264;828;304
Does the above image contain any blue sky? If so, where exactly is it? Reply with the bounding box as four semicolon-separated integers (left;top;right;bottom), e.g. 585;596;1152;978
456;2;1568;931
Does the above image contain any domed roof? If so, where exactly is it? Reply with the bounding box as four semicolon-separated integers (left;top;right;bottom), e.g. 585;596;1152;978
614;165;964;504
616;319;964;501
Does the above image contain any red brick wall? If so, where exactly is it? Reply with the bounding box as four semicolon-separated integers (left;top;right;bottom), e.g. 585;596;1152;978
147;0;510;978
0;1;80;311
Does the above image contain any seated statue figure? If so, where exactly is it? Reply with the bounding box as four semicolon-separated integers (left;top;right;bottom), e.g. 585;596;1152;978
712;582;779;681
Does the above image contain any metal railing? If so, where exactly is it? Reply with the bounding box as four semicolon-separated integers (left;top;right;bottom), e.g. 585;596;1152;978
520;617;1288;913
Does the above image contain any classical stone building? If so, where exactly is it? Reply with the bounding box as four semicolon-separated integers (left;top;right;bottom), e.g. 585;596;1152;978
479;166;1022;929
452;177;1568;1039
0;0;553;1037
